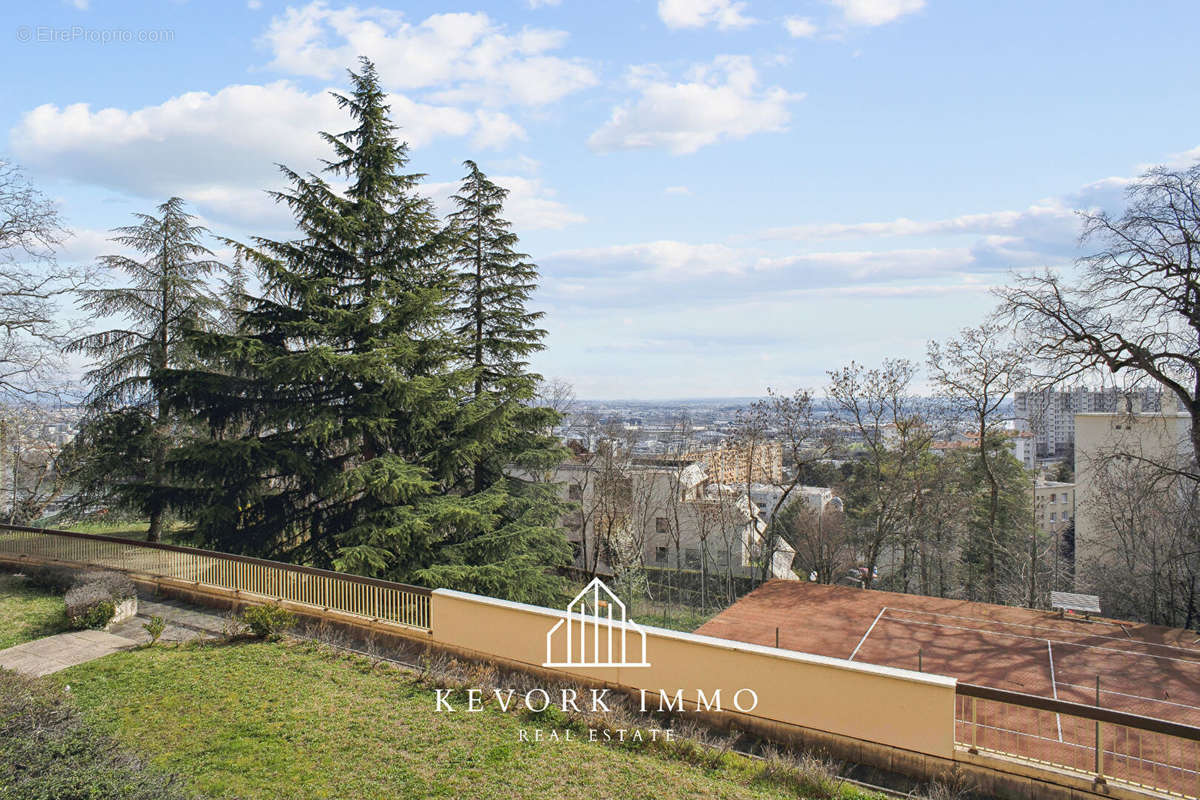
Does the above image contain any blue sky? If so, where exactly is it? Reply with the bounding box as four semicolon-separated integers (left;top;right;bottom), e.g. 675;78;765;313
4;0;1199;398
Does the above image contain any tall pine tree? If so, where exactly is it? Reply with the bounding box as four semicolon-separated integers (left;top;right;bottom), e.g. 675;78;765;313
162;59;568;603
67;198;224;541
448;160;549;490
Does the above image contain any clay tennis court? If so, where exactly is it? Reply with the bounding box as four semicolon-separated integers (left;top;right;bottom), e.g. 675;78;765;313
696;581;1200;796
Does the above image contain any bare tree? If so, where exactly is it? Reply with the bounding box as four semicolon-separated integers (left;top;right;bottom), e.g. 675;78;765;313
927;323;1029;603
998;164;1200;474
0;404;72;524
909;449;970;598
655;416;696;615
1081;457;1200;627
536;376;577;420
782;498;851;584
826;359;928;589
0;159;89;400
737;388;837;583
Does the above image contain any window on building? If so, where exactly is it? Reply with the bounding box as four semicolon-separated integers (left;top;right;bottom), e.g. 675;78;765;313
1050;493;1057;503
655;516;669;533
1050;512;1057;522
654;546;667;564
568;484;583;501
685;548;700;568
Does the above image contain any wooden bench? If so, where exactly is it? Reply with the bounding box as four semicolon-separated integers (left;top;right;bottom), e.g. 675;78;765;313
1050;591;1101;619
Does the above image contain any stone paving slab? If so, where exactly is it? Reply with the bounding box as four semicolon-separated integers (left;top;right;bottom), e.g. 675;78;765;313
0;630;138;677
0;577;230;676
107;596;227;644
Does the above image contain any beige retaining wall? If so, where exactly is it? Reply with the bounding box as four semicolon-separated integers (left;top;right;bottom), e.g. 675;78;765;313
2;551;1163;798
431;588;957;759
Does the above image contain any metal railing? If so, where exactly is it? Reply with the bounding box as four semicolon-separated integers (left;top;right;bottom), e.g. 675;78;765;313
0;524;431;632
956;683;1200;798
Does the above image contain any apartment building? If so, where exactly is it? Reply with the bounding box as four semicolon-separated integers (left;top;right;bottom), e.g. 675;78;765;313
678;441;784;485
540;446;798;581
1033;480;1074;537
1015;386;1162;457
1073;394;1190;596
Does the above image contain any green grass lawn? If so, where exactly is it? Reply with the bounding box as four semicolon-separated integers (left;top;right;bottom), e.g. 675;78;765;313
61;519;190;543
54;640;870;800
0;573;69;650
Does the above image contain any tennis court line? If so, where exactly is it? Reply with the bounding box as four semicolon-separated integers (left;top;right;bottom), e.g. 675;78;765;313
1054;681;1200;713
849;606;887;661
885;607;1200;660
1047;641;1063;742
883;615;1200;667
886;605;1200;657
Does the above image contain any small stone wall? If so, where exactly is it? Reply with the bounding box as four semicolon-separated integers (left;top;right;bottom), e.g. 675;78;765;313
106;596;138;629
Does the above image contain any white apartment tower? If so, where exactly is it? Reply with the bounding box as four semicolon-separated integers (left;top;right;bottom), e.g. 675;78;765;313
1014;386;1161;457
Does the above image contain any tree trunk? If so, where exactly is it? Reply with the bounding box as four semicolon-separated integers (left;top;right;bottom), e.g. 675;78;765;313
147;503;164;543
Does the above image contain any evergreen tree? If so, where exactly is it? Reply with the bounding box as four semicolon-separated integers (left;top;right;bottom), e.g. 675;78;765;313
448;160;552;491
67;198;223;541
162;59;569;603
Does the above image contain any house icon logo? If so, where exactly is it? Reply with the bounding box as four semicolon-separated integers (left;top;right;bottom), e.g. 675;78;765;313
544;578;650;668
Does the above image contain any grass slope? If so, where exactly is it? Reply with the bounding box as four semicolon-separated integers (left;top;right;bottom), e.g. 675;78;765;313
62;520;189;543
54;641;853;800
0;573;68;650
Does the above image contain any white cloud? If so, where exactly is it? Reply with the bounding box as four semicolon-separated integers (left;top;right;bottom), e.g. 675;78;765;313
527;0;561;7
247;0;262;9
784;17;818;37
424;174;584;231
831;0;925;26
665;185;691;195
469;110;527;150
57;227;119;265
553;240;752;277
260;3;596;107
759;246;977;284
494;155;542;175
588;56;802;155
764;208;1055;240
658;0;755;30
10;81;517;228
763;201;1092;273
542;236;1044;306
1137;143;1200;171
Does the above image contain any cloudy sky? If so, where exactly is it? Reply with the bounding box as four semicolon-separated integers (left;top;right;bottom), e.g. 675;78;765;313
4;0;1199;399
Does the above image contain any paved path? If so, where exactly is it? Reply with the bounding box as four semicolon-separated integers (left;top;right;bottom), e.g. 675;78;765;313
0;629;138;676
0;590;226;677
109;596;226;643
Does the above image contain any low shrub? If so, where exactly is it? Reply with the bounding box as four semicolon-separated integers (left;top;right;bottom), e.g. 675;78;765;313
24;565;81;593
77;570;136;600
239;604;296;640
143;615;166;645
0;669;190;799
63;570;135;630
69;599;116;631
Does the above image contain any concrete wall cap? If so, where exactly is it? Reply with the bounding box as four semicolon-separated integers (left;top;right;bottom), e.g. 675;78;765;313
432;587;957;689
